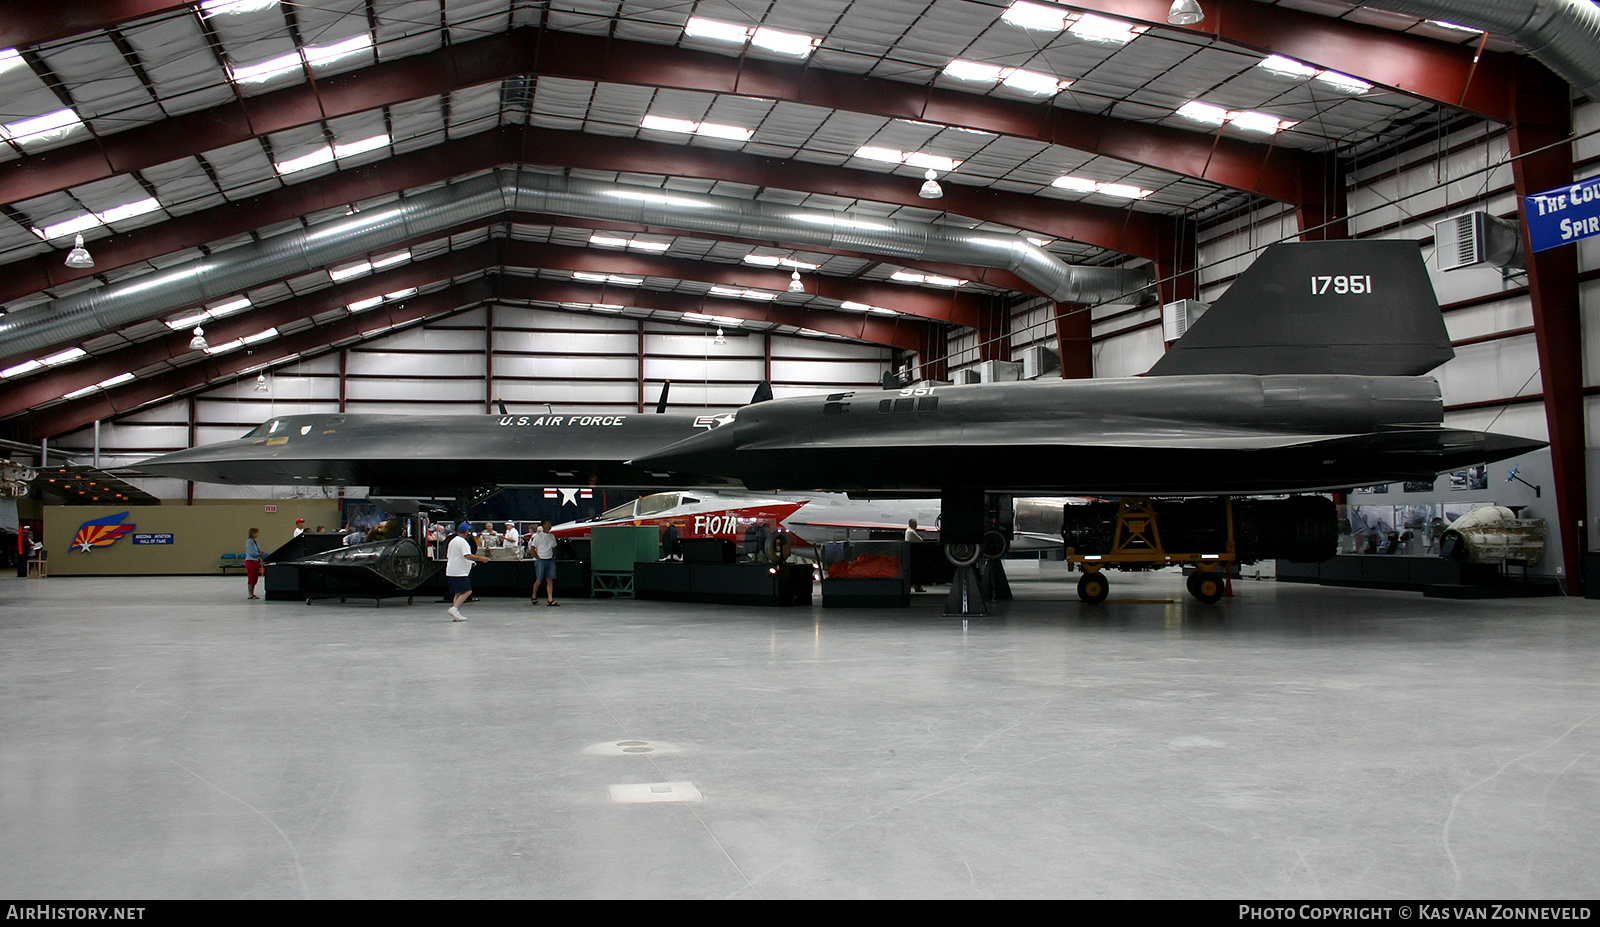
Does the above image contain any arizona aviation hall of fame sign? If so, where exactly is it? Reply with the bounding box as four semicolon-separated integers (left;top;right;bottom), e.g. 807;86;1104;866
1525;175;1600;252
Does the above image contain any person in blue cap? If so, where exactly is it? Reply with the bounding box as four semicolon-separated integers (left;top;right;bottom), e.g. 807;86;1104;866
445;521;488;621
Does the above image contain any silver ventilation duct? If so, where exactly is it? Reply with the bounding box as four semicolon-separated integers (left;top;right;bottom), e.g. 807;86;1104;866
1356;0;1600;102
0;168;1154;361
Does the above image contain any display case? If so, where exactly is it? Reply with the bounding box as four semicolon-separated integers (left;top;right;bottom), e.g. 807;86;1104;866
819;540;910;607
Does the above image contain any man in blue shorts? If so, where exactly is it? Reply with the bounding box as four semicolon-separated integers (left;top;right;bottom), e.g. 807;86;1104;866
446;522;489;621
530;519;559;606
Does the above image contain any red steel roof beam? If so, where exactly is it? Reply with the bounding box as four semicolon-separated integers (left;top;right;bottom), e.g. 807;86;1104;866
1069;1;1513;122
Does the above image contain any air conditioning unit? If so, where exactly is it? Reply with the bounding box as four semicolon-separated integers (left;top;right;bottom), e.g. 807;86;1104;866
1434;212;1525;272
957;361;1021;384
1162;299;1209;343
1016;345;1061;380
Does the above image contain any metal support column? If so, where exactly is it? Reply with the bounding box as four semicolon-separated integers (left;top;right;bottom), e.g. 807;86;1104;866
1508;60;1587;594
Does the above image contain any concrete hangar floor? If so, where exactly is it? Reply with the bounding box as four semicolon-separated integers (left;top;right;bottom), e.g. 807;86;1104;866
2;565;1596;901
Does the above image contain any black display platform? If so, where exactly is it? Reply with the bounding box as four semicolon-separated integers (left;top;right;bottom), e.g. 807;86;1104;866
634;561;813;606
1276;555;1558;597
266;557;590;603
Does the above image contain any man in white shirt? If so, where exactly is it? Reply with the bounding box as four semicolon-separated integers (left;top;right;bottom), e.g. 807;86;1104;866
446;522;489;621
502;520;521;552
530;519;559;606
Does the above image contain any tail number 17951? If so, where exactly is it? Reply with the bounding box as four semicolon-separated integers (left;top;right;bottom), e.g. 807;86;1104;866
1310;274;1372;295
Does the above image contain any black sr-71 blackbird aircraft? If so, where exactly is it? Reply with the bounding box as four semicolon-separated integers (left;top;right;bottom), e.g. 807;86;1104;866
137;240;1544;578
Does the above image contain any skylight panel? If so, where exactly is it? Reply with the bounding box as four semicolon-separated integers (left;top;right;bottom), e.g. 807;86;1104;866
303;35;372;69
1067;13;1143;45
641;115;698;134
694;121;755;141
1096;182;1150;199
200;0;280;15
228;49;302;84
165;311;212;330
1229;110;1295;134
573;272;642;286
333;133;389;158
1177;101;1294;134
274;133;390;174
640;115;751;141
209;297;252;317
684;17;752;43
1258;55;1317;79
1256;55;1371;93
0;49;24;74
709;286;777;301
37;213;104;241
890;271;966;287
2;108;87;151
371;250;411;269
942;60;1005;83
274;146;336;174
228;34;373;85
749;27;819;58
1051;176;1096;193
242;327;278;344
34;198;163;241
1001;1;1069;31
744;253;818;270
1001;68;1070;96
329;261;371;281
99;198;161;224
1316;71;1372;93
683;17;817;59
854;147;962;172
903;151;961;172
854;146;905;164
942;59;1068;95
348;296;384;312
1176;101;1228;125
1;360;43;378
43;348;87;366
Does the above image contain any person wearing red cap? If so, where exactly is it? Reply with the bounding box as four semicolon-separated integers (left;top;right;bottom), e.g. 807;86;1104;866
292;518;305;538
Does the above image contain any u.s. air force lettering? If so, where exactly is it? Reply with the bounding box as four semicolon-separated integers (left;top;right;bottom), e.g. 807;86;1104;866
497;415;628;427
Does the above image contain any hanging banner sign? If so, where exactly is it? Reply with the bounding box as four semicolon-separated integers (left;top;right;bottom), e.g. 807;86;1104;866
1524;175;1600;252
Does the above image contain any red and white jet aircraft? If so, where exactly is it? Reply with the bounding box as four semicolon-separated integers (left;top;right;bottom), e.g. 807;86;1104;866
550;490;1077;556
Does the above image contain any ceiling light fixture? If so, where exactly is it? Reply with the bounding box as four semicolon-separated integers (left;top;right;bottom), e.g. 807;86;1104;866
788;270;806;293
189;327;208;351
714;327;727;346
919;169;944;199
64;234;94;269
1168;0;1205;26
254;372;269;393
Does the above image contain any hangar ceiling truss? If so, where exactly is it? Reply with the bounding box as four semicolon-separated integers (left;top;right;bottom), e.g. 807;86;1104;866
0;0;1553;438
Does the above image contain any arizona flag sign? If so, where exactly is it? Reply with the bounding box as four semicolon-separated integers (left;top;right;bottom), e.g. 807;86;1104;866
73;512;137;552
